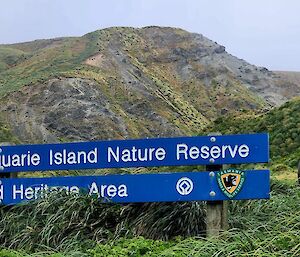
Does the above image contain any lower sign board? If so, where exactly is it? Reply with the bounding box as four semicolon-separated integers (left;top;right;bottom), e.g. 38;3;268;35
0;170;270;205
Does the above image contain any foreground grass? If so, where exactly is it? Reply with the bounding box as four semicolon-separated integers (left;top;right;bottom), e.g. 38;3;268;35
0;180;299;256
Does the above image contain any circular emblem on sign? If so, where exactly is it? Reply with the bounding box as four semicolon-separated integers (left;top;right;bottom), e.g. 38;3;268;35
176;177;194;195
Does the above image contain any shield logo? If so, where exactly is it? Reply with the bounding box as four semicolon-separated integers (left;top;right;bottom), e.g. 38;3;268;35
217;168;245;198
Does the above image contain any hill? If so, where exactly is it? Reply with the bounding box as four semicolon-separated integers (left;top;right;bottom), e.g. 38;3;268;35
0;27;299;144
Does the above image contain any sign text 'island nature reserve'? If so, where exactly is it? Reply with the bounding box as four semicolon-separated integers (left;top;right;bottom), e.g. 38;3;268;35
0;133;269;172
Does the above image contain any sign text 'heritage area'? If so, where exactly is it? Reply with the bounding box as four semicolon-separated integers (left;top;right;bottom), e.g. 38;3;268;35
0;170;270;205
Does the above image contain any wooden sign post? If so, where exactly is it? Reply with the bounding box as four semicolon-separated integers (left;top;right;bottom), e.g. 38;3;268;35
206;164;229;237
206;133;228;237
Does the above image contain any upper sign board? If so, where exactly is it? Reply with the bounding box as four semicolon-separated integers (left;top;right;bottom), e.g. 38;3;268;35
0;133;269;173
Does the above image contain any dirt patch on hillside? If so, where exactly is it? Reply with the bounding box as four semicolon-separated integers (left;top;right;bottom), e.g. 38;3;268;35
85;53;105;67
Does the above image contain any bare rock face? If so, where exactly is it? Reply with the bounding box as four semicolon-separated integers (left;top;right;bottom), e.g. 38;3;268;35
139;27;299;106
0;78;184;143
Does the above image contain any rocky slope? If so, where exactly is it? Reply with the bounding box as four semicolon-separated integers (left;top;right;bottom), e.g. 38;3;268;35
0;27;299;143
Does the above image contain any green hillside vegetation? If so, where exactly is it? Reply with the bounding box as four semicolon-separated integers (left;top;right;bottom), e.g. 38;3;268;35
0;47;28;72
0;119;20;144
202;97;300;171
0;37;84;95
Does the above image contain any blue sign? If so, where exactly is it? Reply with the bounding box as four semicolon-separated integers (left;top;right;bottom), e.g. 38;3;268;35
0;134;269;173
0;170;270;205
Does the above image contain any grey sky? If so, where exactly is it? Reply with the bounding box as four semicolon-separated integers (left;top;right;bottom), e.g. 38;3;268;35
0;0;299;71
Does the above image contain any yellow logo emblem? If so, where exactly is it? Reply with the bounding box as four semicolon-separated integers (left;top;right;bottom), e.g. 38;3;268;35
217;169;245;198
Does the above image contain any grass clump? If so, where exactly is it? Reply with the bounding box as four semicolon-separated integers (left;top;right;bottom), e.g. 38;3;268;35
0;192;206;254
88;237;174;257
0;193;123;252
